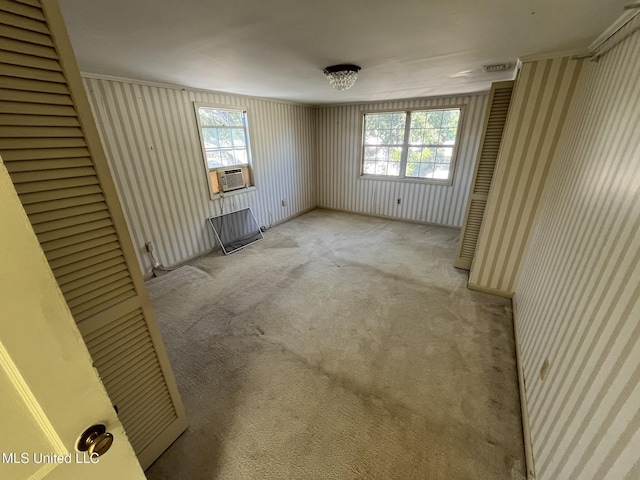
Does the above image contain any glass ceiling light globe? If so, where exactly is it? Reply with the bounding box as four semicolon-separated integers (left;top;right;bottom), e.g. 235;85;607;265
323;64;361;91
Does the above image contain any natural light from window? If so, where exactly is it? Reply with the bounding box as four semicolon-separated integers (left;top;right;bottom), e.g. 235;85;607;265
197;107;249;169
362;108;461;183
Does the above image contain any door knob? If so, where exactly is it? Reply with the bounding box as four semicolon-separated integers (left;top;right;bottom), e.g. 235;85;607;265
77;424;114;457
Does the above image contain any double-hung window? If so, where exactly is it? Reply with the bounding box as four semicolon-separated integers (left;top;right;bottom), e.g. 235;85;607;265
361;107;463;184
195;103;253;197
196;105;250;169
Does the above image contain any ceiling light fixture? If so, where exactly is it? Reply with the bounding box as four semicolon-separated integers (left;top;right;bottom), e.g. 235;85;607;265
323;64;361;90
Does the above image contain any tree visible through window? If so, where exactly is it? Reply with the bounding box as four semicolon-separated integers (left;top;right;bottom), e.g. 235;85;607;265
362;108;462;183
196;106;249;169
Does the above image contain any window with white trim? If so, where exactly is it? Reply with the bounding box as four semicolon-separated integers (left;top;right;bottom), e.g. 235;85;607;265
194;103;254;197
196;105;250;169
361;107;462;184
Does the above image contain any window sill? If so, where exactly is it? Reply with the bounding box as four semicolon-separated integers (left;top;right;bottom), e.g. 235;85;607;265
211;186;256;200
358;175;453;186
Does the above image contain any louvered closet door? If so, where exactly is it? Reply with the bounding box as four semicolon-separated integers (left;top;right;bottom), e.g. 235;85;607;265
454;81;514;269
0;0;187;469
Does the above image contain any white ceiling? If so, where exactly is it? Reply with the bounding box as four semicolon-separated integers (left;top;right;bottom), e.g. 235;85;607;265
58;0;627;105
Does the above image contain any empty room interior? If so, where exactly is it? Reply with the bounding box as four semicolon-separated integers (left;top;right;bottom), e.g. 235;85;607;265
1;0;639;479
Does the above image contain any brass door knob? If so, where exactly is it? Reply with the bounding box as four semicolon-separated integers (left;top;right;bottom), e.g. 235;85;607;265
77;424;114;457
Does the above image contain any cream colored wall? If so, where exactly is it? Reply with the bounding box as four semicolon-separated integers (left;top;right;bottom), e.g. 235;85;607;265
316;94;488;227
83;76;316;275
514;32;640;479
469;57;582;296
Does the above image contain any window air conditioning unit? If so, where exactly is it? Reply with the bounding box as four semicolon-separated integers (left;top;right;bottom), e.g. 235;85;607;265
217;168;246;192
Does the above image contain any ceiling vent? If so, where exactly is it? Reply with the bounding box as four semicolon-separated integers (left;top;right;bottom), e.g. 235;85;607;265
483;63;511;73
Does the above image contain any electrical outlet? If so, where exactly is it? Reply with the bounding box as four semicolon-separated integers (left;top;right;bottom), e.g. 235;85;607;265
281;199;287;207
397;198;401;205
145;241;154;253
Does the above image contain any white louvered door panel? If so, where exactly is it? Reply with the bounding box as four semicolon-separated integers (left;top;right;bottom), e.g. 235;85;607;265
454;81;514;269
0;0;186;469
80;299;181;457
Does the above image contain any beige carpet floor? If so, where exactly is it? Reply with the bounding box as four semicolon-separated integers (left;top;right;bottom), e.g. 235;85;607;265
144;209;526;480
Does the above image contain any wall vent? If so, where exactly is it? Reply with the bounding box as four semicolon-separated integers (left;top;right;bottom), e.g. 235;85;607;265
483;63;511;73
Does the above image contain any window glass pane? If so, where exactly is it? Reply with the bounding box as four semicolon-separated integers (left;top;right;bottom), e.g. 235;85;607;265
389;129;405;144
419;163;436;178
422;129;438;144
217;129;231;147
375;162;388;175
219;148;236;166
389;147;402;163
376;129;393;145
409;128;424;145
368;128;403;146
433;164;450;179
406;161;419;177
198;108;216;126
206;150;222;169
202;128;219;148
438;128;458;144
377;112;405;130
407;146;422;165
364;114;379;130
406;146;421;177
425;110;443;128
436;147;453;163
405;147;424;178
199;107;244;127
232;148;247;165
364;146;377;161
410;111;427;127
422;147;436;161
200;125;249;168
214;110;243;126
232;128;246;147
365;131;382;146
364;113;406;146
441;109;460;128
411;163;425;178
363;161;376;174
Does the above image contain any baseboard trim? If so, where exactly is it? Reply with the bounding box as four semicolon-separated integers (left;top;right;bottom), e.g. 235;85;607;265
316;206;462;231
512;295;536;479
269;206;318;228
467;282;514;298
142;206;319;280
142;247;217;280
